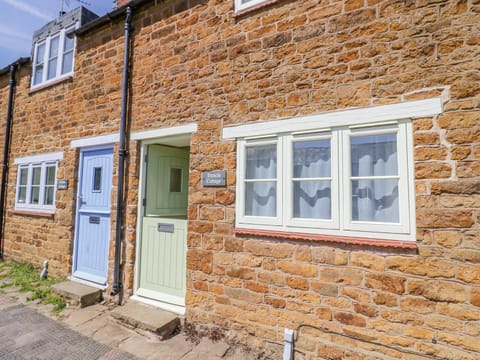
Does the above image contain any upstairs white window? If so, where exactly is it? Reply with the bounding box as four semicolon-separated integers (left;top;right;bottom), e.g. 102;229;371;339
224;98;444;242
32;26;75;87
235;0;270;13
14;153;63;213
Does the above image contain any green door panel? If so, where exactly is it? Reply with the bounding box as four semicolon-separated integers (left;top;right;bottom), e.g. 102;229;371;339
138;144;189;305
139;217;186;299
145;145;189;217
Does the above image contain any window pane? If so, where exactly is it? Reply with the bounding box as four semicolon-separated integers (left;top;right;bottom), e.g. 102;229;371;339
30;187;40;204
49;36;59;57
34;65;44;85
169;168;182;193
19;168;28;185
352;179;399;223
246;144;276;179
45;166;56;185
36;43;45;65
47;58;58;80
293;180;331;219
44;187;54;205
62;51;73;74
18;186;27;203
33;43;46;85
245;182;276;217
351;133;398;177
293;139;331;178
64;33;74;51
17;168;28;204
34;68;43;84
93;167;102;191
31;167;41;186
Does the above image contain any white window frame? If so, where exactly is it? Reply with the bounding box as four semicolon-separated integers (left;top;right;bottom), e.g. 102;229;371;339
285;130;340;230
237;136;283;226
234;0;270;13
31;25;76;88
14;152;63;213
342;124;412;235
224;98;443;242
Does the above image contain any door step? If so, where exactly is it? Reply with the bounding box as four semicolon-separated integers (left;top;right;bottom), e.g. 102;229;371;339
111;301;180;339
51;281;103;308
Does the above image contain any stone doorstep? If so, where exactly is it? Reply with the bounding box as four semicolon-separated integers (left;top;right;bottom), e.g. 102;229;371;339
52;281;103;308
111;301;180;340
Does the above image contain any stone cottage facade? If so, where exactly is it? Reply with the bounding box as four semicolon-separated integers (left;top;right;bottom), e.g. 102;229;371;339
0;0;479;358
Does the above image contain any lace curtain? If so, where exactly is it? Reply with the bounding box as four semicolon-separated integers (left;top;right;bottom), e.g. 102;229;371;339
351;134;399;223
293;140;331;219
245;145;277;217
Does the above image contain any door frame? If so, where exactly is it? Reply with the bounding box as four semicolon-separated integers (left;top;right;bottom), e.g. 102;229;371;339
132;124;196;315
71;144;114;288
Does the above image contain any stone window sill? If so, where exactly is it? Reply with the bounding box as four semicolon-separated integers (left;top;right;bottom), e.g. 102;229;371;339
233;0;279;18
234;228;418;249
10;209;55;219
29;75;73;94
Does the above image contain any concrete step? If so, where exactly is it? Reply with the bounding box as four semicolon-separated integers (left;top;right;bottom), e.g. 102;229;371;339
111;301;180;339
51;281;102;308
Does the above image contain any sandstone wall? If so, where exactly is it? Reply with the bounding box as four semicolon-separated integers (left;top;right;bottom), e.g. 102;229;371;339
0;0;478;358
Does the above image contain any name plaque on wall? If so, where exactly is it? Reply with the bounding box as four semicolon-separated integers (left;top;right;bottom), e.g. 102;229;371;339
57;179;69;190
202;171;226;187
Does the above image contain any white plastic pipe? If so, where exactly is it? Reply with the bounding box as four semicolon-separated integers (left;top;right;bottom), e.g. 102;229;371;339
283;328;294;360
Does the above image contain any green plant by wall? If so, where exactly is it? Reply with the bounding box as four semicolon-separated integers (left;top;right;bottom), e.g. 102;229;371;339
0;261;66;313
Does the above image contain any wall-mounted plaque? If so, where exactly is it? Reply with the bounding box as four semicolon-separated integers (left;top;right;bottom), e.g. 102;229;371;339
57;179;69;190
202;171;226;187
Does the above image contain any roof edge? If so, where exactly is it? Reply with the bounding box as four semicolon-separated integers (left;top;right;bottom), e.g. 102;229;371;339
75;0;154;36
0;57;31;77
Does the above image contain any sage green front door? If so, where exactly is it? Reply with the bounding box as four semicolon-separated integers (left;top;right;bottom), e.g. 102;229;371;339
137;145;189;306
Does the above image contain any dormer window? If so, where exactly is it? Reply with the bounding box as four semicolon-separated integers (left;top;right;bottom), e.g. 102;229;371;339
30;7;99;89
32;26;76;87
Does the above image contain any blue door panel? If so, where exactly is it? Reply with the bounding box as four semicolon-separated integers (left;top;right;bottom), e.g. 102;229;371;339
73;148;113;285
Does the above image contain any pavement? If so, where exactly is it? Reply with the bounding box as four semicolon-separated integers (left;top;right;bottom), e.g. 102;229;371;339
0;285;256;360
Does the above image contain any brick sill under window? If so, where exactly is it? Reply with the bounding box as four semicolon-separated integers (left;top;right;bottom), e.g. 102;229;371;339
233;0;279;18
234;228;418;249
10;209;55;219
29;75;73;94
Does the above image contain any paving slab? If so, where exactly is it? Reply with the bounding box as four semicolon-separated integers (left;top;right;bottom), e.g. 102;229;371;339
111;301;180;339
0;276;12;285
119;335;171;359
193;338;230;357
92;321;134;347
1;285;21;293
63;303;109;327
52;280;103;308
76;313;110;337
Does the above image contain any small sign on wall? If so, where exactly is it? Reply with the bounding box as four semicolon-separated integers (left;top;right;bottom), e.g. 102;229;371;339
202;171;226;187
57;179;69;190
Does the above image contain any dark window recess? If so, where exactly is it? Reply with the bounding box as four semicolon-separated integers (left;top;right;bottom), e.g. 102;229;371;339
169;168;182;193
93;167;102;192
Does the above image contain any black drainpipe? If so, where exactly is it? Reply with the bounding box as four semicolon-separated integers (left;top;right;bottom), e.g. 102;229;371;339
112;5;133;297
0;64;18;259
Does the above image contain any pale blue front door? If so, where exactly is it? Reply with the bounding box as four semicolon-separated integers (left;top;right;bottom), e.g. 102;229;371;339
73;147;113;285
